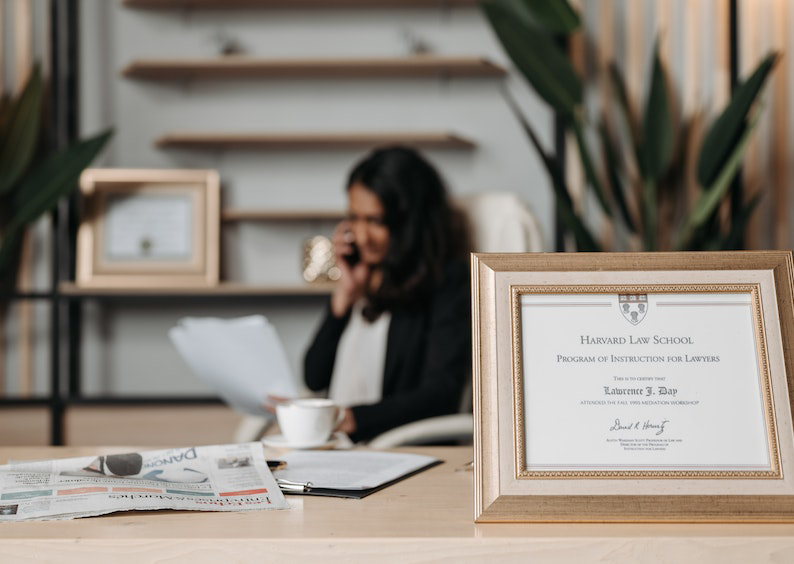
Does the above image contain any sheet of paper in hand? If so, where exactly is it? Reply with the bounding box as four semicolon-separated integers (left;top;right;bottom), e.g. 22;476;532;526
169;315;297;416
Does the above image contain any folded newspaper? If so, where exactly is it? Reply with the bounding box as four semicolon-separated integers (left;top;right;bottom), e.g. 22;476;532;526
0;443;289;521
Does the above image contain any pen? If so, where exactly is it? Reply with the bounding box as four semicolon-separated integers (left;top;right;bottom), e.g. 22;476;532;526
276;478;313;493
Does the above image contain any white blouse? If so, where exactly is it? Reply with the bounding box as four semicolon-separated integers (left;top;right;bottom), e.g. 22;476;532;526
328;301;391;408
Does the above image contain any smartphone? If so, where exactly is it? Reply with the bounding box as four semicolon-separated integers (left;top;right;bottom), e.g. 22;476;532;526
343;242;360;266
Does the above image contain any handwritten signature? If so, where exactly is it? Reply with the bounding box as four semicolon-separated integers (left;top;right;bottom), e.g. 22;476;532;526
609;418;669;436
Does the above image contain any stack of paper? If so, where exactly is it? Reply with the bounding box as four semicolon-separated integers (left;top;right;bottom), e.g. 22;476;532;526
169;315;297;416
272;450;440;499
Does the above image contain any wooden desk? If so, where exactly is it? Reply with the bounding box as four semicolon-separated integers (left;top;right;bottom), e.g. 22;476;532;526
1;446;794;562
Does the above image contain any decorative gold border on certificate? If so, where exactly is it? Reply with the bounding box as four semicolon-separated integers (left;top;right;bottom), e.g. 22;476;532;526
510;283;781;480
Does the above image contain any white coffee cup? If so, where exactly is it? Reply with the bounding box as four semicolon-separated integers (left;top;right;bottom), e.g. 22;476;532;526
276;398;344;447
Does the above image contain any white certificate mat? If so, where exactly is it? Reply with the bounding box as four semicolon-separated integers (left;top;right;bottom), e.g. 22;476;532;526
518;289;776;476
104;193;193;261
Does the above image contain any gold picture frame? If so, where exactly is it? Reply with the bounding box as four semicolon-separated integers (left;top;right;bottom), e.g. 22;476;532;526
76;168;220;288
472;251;794;522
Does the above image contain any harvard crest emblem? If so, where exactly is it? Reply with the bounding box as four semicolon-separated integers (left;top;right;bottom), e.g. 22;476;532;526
619;294;648;325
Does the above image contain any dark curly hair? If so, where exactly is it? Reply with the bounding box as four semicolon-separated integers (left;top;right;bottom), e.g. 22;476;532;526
346;146;470;319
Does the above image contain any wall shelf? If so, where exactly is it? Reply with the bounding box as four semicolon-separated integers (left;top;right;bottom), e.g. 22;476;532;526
59;281;334;298
155;131;476;150
124;0;479;9
122;56;506;80
222;209;345;222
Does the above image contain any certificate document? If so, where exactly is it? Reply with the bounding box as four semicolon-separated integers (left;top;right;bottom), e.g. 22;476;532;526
104;193;194;261
517;286;778;477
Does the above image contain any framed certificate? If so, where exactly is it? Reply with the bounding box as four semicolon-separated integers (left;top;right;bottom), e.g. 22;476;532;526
472;251;794;522
76;169;220;288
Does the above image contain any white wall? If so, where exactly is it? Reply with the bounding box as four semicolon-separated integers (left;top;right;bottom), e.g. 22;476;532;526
76;0;554;396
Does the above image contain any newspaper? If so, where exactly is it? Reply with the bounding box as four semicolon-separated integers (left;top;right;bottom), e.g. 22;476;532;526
0;443;289;521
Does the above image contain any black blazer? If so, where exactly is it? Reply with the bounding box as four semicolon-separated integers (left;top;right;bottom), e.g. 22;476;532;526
304;261;471;442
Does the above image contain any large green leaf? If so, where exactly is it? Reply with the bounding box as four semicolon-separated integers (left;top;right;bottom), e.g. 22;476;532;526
0;229;22;285
517;0;580;34
501;88;599;250
541;147;601;251
681;211;721;251
572;121;612;217
482;0;582;117
608;62;642;171
524;125;599;251
721;193;762;250
696;52;777;188
641;178;658;250
640;45;673;181
6;129;113;237
0;64;44;195
675;107;761;250
598;122;636;233
0;94;14;145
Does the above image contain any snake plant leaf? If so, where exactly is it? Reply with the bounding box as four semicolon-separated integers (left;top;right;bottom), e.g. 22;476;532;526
6;129;113;237
0;63;44;195
716;193;762;250
696;52;777;188
674;107;761;250
608;62;642;171
572;121;612;218
0;229;22;283
540;145;601;252
598;122;636;233
641;178;658;250
640;45;673;182
683;193;760;252
524;124;600;251
517;0;580;34
501;87;599;250
482;0;582;117
0;93;14;142
680;211;720;251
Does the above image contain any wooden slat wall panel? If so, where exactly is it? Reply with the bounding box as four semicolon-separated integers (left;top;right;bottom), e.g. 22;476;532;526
778;0;794;249
713;0;732;231
740;0;762;249
737;0;790;250
771;0;789;248
14;0;31;93
13;0;33;396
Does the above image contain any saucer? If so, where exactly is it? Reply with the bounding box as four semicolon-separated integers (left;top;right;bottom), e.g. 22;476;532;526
261;433;337;450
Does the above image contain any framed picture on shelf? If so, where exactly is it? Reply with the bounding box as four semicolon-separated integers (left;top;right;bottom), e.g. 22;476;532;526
472;251;794;523
76;168;220;288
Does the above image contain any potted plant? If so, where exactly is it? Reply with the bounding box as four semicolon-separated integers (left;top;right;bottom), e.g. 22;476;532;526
482;0;777;251
0;63;112;296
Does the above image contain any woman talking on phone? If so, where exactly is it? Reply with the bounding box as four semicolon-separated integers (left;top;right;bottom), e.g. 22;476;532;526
304;146;472;443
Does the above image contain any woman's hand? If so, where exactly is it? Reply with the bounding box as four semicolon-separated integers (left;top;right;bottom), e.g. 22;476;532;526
335;407;357;435
330;221;369;317
263;394;291;415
